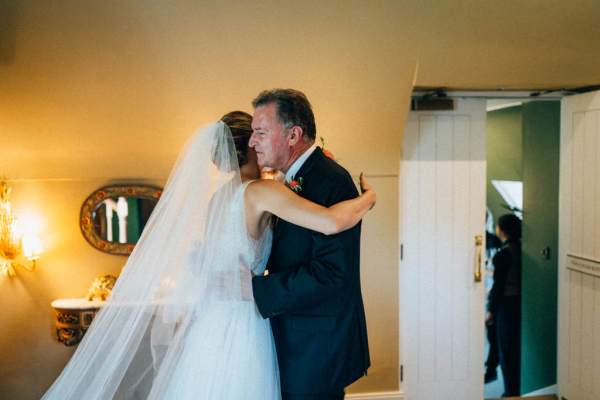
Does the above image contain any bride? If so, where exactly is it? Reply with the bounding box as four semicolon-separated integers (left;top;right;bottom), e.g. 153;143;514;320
42;111;375;400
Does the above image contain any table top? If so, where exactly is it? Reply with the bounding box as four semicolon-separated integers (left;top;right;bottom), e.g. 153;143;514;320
51;298;104;310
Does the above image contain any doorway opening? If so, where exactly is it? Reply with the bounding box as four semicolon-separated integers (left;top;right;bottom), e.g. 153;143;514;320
483;97;560;398
400;89;565;400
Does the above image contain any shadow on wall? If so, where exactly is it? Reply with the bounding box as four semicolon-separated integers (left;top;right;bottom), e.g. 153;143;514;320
0;267;77;399
0;0;19;64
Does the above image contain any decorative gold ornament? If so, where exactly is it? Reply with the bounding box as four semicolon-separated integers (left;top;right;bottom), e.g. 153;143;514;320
86;274;118;301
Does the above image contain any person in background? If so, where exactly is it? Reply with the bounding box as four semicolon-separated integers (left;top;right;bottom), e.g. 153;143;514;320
484;224;502;384
485;213;522;397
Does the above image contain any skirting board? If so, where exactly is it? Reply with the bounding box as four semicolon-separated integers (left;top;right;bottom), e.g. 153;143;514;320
345;391;404;400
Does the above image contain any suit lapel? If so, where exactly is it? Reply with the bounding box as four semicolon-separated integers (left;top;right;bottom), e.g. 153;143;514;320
292;147;323;200
272;147;323;241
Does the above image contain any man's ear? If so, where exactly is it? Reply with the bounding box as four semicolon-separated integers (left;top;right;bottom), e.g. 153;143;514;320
287;126;304;146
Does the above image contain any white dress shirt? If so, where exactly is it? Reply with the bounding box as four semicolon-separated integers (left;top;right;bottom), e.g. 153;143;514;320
284;143;318;183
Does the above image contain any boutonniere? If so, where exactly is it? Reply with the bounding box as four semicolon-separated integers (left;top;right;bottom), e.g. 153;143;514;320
320;136;336;160
286;177;304;193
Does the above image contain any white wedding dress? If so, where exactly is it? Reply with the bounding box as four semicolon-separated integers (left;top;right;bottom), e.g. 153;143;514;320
43;123;280;400
155;182;280;399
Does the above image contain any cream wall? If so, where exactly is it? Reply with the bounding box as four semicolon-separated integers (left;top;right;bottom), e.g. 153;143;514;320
353;176;399;393
0;0;416;180
1;1;414;398
413;0;600;89
0;179;399;399
0;180;163;398
2;0;600;399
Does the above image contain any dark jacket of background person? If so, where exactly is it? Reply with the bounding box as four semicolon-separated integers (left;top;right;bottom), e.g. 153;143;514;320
488;239;522;315
487;238;522;397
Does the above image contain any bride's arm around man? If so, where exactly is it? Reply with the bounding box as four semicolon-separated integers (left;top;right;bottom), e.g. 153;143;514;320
249;89;370;400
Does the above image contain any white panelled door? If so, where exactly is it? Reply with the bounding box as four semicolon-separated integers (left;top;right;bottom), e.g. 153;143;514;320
558;90;600;400
400;99;486;400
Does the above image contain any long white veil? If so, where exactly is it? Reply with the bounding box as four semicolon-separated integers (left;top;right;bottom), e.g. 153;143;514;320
43;122;244;399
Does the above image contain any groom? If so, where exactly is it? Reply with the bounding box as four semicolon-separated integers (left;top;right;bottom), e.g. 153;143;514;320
250;89;370;400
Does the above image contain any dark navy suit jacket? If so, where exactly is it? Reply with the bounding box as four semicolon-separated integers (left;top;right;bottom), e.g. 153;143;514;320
252;147;370;395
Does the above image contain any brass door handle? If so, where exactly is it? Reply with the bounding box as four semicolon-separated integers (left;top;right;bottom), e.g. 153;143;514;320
474;234;483;282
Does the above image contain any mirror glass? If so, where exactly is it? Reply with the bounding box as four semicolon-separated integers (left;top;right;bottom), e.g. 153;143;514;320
91;197;156;244
80;185;162;255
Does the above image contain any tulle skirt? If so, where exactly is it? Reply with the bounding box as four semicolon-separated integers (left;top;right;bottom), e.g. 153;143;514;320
152;300;280;400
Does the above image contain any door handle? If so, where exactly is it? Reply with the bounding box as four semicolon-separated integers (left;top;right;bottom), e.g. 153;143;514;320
541;246;551;260
474;234;483;282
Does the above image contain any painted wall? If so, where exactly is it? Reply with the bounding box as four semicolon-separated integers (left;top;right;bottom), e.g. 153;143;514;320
486;106;523;223
0;177;399;399
1;2;412;398
0;179;160;398
521;101;560;393
2;1;600;398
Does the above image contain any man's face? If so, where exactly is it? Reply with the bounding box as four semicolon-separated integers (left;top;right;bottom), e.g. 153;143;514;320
249;103;291;170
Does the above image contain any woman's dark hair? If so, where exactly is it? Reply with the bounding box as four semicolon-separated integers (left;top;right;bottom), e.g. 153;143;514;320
220;111;253;166
497;214;522;241
252;88;316;141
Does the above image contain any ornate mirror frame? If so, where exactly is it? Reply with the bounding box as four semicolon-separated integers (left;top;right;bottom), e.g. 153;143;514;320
80;185;162;256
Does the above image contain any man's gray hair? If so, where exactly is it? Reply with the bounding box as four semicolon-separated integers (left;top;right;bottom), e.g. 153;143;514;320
252;89;316;141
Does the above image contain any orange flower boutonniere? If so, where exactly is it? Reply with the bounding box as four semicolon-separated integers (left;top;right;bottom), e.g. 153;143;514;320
320;136;336;160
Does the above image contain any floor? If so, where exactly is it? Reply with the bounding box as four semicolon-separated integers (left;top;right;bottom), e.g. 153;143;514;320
484;364;505;398
483;336;504;399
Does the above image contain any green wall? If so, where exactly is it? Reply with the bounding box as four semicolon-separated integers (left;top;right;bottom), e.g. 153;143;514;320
486;105;523;223
486;102;559;394
520;101;560;393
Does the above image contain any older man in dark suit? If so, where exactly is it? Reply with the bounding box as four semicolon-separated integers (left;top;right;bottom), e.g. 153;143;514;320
250;89;370;400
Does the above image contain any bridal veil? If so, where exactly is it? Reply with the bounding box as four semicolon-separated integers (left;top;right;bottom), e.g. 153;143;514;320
43;122;247;399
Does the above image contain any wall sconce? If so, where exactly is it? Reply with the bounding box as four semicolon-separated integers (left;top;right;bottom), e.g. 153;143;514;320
0;181;42;277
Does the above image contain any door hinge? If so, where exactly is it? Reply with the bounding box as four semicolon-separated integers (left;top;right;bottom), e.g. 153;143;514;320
400;364;404;382
400;244;404;261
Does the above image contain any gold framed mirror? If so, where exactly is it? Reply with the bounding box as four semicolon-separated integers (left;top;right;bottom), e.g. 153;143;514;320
80;185;162;256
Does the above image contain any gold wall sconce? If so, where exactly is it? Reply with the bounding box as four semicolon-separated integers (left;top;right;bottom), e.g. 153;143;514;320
0;181;42;277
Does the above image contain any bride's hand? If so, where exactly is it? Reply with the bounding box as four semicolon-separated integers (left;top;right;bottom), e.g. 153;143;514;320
359;173;376;210
359;173;371;194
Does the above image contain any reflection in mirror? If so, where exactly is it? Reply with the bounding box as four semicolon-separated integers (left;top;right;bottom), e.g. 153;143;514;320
80;186;161;255
92;196;156;244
